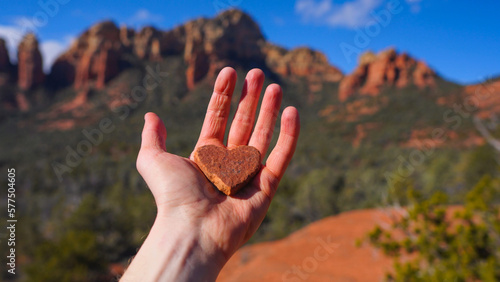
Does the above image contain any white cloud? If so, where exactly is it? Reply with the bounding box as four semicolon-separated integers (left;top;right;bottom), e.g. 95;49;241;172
405;0;422;13
295;0;385;28
0;25;25;61
296;0;333;19
127;9;164;25
0;25;73;73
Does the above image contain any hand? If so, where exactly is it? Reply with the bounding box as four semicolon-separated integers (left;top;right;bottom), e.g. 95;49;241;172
121;67;300;281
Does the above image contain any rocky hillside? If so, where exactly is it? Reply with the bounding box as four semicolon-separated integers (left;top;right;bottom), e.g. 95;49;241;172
339;48;436;101
0;9;342;116
1;9;500;281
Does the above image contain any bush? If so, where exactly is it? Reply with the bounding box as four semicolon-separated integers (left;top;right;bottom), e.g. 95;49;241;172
364;175;500;281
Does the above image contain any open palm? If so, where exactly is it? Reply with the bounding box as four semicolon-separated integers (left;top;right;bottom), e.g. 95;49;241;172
136;67;300;265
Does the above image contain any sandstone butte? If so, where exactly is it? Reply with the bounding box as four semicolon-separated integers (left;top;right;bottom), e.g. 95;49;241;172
218;208;399;282
339;48;436;102
0;9;466;116
0;9;344;113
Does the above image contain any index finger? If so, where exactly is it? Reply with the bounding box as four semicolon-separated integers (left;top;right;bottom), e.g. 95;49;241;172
195;67;237;149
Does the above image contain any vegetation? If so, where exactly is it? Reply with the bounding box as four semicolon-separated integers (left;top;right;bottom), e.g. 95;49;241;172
364;174;500;281
0;59;492;280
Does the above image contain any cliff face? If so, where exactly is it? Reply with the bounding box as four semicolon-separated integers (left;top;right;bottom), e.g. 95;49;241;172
17;33;44;90
3;9;450;116
0;39;11;73
339;48;436;101
47;10;268;91
46;9;341;93
14;33;44;111
0;39;16;111
264;45;342;81
50;21;122;92
181;9;267;89
264;44;343;94
0;39;13;86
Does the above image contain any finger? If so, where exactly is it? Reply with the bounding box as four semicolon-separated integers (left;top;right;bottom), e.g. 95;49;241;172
140;112;167;153
248;84;283;156
227;69;264;148
260;107;300;198
195;67;237;148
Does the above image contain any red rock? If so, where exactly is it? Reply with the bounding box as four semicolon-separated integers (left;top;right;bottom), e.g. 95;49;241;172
218;209;398;282
160;26;186;55
193;145;261;196
413;61;435;88
0;38;11;73
0;38;13;89
51;21;121;90
183;9;267;89
17;33;44;90
120;25;135;50
263;44;343;86
339;63;369;101
183;20;209;90
339;48;436;101
95;41;120;89
133;26;161;60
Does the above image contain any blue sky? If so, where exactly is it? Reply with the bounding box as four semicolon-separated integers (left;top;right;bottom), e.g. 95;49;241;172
0;0;498;84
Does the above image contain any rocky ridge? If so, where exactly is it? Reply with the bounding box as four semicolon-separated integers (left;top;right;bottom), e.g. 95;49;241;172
1;9;348;113
339;48;436;101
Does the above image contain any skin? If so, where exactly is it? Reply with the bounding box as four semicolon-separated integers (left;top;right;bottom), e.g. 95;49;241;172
121;67;300;281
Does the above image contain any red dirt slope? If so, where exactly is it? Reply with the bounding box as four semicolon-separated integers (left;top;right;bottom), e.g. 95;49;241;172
218;209;399;282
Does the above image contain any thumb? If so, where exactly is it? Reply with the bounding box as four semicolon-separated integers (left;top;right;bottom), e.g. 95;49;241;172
140;112;167;153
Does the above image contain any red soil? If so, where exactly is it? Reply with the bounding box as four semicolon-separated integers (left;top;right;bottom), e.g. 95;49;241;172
218;209;400;282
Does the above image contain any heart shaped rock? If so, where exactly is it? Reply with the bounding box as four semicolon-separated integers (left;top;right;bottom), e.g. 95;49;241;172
193;145;261;196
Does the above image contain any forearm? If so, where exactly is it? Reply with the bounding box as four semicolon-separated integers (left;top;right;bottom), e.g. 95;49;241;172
121;215;225;282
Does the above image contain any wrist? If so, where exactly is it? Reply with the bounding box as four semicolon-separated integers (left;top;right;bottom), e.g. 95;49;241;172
121;213;226;281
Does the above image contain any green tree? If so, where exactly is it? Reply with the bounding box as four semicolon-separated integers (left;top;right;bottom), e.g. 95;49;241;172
364;175;500;281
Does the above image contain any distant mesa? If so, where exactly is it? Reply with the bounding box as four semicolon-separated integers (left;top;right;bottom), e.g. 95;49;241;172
339;48;436;101
0;9;443;114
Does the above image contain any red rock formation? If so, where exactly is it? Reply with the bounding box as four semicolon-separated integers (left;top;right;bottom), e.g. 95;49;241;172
95;41;119;89
0;39;18;111
15;34;44;111
119;25;135;50
0;38;11;73
264;44;343;95
160;26;185;55
413;61;436;88
264;45;342;82
133;26;161;60
339;48;436;101
47;10;344;93
182;9;267;89
183;19;210;90
462;79;500;119
51;21;121;91
17;33;44;90
0;38;13;89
